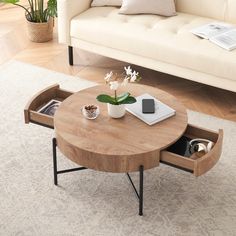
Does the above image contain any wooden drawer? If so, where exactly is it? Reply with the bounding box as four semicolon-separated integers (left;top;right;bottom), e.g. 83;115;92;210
24;84;73;129
160;124;223;176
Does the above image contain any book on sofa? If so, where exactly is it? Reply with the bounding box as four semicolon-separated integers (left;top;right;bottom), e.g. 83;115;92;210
125;93;175;125
191;22;236;51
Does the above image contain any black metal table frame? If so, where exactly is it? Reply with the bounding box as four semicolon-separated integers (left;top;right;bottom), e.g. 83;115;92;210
52;138;144;216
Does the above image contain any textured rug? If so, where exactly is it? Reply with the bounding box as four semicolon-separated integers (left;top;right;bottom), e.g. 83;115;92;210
0;60;236;236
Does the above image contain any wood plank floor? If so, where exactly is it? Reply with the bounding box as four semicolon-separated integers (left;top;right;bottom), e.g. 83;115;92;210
1;4;236;122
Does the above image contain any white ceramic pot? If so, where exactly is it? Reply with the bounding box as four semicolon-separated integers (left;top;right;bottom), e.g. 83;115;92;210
107;103;126;118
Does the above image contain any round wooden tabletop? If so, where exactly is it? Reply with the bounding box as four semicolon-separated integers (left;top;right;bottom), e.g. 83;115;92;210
54;84;188;173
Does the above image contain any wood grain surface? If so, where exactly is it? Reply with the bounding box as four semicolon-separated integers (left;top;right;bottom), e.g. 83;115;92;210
54;84;188;172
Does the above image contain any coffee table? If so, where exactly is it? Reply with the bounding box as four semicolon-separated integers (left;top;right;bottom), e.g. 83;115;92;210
53;84;188;215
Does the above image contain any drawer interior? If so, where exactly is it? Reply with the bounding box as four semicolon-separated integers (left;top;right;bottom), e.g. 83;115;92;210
160;124;223;176
24;84;73;128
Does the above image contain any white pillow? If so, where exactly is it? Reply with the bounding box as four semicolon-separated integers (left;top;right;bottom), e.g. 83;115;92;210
119;0;176;16
91;0;122;7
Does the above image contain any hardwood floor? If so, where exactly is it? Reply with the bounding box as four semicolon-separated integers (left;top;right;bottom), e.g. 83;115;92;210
1;4;236;122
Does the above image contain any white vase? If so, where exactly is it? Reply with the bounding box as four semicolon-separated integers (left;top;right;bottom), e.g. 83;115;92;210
107;104;126;118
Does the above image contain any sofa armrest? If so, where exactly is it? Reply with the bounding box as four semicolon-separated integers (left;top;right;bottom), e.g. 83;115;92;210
57;0;92;44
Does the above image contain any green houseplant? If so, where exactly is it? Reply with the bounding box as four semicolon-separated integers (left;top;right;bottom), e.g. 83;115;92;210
0;0;57;42
97;66;141;118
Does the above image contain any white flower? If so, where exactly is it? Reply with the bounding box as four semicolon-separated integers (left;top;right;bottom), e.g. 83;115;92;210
124;66;132;76
104;71;113;82
121;78;129;87
109;81;119;90
130;71;139;82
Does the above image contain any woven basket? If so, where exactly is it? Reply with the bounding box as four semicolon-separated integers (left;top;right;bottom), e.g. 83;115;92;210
27;18;53;43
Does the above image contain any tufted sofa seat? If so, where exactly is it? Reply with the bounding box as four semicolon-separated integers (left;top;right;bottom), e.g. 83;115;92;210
58;0;236;92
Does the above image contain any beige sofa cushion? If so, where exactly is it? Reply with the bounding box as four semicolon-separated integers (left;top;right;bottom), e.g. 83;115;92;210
176;0;236;24
70;7;236;82
91;0;122;7
119;0;176;16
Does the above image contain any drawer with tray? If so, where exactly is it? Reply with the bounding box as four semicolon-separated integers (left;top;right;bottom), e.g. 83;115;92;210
24;84;73;129
160;124;223;176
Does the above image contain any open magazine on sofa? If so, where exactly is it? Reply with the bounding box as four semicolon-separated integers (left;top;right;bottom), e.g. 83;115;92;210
191;22;236;51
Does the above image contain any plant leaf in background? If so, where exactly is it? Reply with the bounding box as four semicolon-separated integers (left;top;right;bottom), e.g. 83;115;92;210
0;0;33;20
47;0;57;17
0;0;18;3
0;0;57;22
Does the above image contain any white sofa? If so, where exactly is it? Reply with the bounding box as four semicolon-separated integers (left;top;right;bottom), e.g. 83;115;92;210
57;0;236;92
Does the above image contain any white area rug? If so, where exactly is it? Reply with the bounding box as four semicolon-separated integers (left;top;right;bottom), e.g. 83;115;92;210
0;60;236;236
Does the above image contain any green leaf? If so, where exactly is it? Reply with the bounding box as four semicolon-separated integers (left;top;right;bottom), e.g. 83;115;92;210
0;0;19;3
117;92;130;103
47;0;57;17
0;0;57;21
96;94;117;105
119;96;137;104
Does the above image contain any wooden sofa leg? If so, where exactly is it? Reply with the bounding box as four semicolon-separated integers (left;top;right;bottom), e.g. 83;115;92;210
68;46;73;66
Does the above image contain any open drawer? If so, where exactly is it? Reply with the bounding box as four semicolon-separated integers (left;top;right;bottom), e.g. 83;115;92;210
160;124;223;176
24;84;73;129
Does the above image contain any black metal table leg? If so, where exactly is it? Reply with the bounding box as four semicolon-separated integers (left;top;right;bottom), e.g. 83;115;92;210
52;138;144;215
126;165;144;216
52;138;87;186
139;165;144;216
52;138;58;185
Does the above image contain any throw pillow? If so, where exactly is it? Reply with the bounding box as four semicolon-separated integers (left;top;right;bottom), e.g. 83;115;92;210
91;0;122;7
119;0;176;16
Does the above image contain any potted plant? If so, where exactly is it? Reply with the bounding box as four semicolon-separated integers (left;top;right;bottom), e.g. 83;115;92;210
1;0;57;42
97;66;141;118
